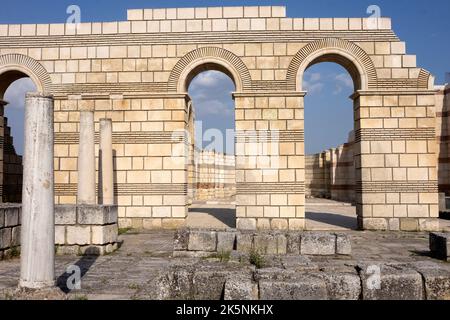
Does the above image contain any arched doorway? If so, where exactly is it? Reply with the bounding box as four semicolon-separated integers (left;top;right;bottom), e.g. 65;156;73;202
303;62;357;230
182;65;237;229
293;43;371;231
0;70;37;203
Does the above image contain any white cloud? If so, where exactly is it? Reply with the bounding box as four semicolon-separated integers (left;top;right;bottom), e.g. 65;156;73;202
196;99;234;116
4;78;36;109
335;73;353;88
309;72;321;82
304;80;324;94
189;70;229;90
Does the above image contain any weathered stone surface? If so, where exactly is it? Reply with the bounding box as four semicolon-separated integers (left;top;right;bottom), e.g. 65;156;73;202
254;234;277;254
301;233;336;255
173;229;189;251
259;275;328;300
55;205;77;225
318;272;361;300
0;228;12;250
286;233;301;254
236;233;253;254
336;233;352;255
11;227;21;247
224;274;258;300
280;256;317;271
4;208;19;227
91;225;118;245
217;231;236;252
77;205;118;225
360;264;424;300
419;268;450;300
55;226;66;245
429;232;449;261
188;231;217;252
66;226;91;245
276;234;287;255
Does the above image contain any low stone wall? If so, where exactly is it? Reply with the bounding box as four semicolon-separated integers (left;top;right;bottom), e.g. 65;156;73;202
174;229;351;257
0;204;119;260
0;204;21;259
55;205;119;255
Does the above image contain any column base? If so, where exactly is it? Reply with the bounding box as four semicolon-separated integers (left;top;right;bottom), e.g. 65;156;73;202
19;279;56;290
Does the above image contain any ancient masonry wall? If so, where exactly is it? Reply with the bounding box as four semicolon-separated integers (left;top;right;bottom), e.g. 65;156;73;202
194;150;236;201
2;117;23;203
0;5;441;231
0;204;119;260
305;133;355;203
436;85;450;195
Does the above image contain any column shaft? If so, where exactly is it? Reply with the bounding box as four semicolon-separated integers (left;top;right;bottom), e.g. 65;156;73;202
100;118;114;205
77;110;96;204
20;93;55;289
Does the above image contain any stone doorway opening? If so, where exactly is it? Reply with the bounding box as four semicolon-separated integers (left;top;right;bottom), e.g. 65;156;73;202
0;72;36;204
302;62;358;231
184;69;237;229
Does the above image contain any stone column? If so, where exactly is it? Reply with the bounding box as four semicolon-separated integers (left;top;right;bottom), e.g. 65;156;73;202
77;110;96;204
100;118;114;205
20;93;55;289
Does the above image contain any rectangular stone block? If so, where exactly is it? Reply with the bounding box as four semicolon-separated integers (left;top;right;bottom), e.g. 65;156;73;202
301;233;336;255
254;234;277;254
259;275;327;300
91;224;118;245
55;205;77;225
188;230;217;252
0;228;12;250
336;234;352;255
236;232;253;253
77;205;118;225
55;226;66;245
66;226;91;245
217;231;236;253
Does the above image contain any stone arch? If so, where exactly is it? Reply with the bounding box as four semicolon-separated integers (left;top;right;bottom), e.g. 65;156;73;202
0;54;52;98
287;38;378;91
168;47;252;92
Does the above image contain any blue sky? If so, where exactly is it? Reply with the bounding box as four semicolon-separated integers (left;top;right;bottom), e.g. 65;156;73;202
1;0;449;155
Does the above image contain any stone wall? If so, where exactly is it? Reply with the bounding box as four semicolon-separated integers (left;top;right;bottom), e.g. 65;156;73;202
436;85;450;195
2;117;23;203
305;133;355;203
194;150;236;201
0;204;119;259
174;229;351;257
0;5;441;231
0;204;21;259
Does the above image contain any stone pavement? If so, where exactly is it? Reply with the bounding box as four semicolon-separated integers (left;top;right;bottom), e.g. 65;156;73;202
0;229;449;300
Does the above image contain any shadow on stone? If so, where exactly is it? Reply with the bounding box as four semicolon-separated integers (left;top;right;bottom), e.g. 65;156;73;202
56;251;99;294
188;207;236;229
306;211;357;230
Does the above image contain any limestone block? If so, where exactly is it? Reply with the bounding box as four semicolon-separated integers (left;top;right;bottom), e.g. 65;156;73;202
174;229;189;251
55;205;77;225
0;210;4;228
276;234;287;255
259;275;328;300
335;233;352;255
360;264;424;300
318;272;361;300
301;233;336;255
55;226;66;245
236;232;253;253
66;226;91;245
0;228;12;250
417;268;450;300
286;233;301;254
91;225;118;245
224;274;258;300
77;205;118;225
217;231;236;252
11;226;21;247
237;218;257;230
188;231;217;252
254;234;277;254
429;233;449;261
4;207;19;227
362;218;388;231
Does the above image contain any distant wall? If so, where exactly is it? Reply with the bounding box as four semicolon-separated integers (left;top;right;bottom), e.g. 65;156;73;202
305;132;355;203
2;117;22;203
194;150;236;201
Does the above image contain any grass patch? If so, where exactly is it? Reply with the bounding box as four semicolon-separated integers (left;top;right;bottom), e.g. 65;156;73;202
9;246;20;258
249;249;265;269
73;295;88;301
118;228;132;235
205;250;231;263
